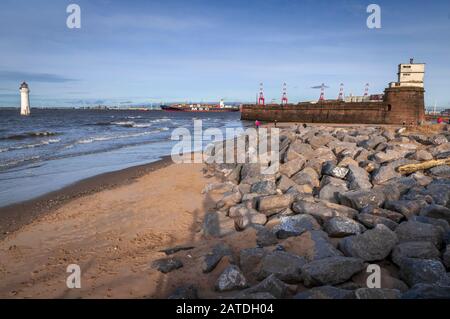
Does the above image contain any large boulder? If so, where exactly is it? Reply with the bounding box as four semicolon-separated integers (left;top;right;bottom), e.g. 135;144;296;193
294;286;355;299
355;288;401;299
428;165;450;178
384;200;425;219
420;204;450;224
339;224;398;262
292;198;358;223
215;265;248;292
357;213;399;231
338;189;386;211
258;194;294;214
272;214;321;239
301;256;365;287
443;245;450;269
395;221;444;248
216;191;242;212
240;247;266;279
258;251;307;283
391;241;441;266
373;150;405;164
282;230;343;262
238;274;289;299
203;243;235;273
319;182;349;204
292;167;320;188
360;205;404;223
372;164;401;185
279;156;305;178
398;258;447;287
402;283;450;299
346;164;372;190
168;285;199;299
324;217;366;237
203;211;236;238
250;180;277;195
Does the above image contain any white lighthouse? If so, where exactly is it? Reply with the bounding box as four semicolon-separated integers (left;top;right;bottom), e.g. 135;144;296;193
20;81;31;116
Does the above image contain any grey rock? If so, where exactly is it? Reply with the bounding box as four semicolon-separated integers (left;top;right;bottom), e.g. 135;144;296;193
292;198;358;223
250;180;277;195
256;227;278;247
411;215;450;233
402;283;450;299
322;161;349;179
358;136;387;150
373;150;404;164
276;175;298;193
234;292;275;299
216;191;242;212
429;135;448;145
279;157;305;178
301;256;366;287
168;285;198;299
240;247;266;277
339;224;398;261
444;245;450;269
239;274;289;299
384;200;425;219
395;221;444;248
429;165;450;178
258;194;294;213
347;164;372;190
324;216;366;237
203;243;234;273
360;205;404;223
258;251;307;283
357;213;399;231
292;167;320;188
391;241;441;266
399;258;446;287
272;214;320;239
215;265;248;292
413;150;433;161
372;164;401;185
282;230;343;262
319;182;348;204
203;211;236;238
234;210;267;230
152;258;183;273
355;288;401;299
420;204;450;224
294;286;355;299
338;189;386;210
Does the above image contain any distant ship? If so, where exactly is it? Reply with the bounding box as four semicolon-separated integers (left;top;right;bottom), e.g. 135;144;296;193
160;100;240;112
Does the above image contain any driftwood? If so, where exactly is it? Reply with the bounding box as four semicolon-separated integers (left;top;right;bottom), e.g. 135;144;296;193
398;158;450;174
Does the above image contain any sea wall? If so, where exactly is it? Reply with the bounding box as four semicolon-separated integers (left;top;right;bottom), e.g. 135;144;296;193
241;87;425;125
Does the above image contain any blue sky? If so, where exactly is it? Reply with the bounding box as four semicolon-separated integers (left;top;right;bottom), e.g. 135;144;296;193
0;0;449;107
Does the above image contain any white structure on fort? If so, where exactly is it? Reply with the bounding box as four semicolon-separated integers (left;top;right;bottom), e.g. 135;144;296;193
389;58;425;88
20;81;30;116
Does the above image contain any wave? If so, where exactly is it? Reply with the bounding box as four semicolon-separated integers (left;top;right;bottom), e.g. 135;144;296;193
0;138;61;152
73;128;170;146
0;131;59;141
0;155;41;169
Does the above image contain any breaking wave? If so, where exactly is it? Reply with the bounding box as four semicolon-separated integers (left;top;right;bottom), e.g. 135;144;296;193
0;138;61;152
0;131;59;140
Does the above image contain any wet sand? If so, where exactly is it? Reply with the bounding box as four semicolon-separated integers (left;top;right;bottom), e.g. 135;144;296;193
0;157;259;299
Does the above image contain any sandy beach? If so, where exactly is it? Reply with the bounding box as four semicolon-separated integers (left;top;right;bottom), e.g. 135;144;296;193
0;158;256;299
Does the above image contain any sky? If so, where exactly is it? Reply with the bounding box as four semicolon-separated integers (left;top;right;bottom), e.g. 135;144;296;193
0;0;449;107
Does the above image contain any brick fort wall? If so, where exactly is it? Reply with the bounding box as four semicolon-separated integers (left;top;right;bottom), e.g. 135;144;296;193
241;87;425;125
